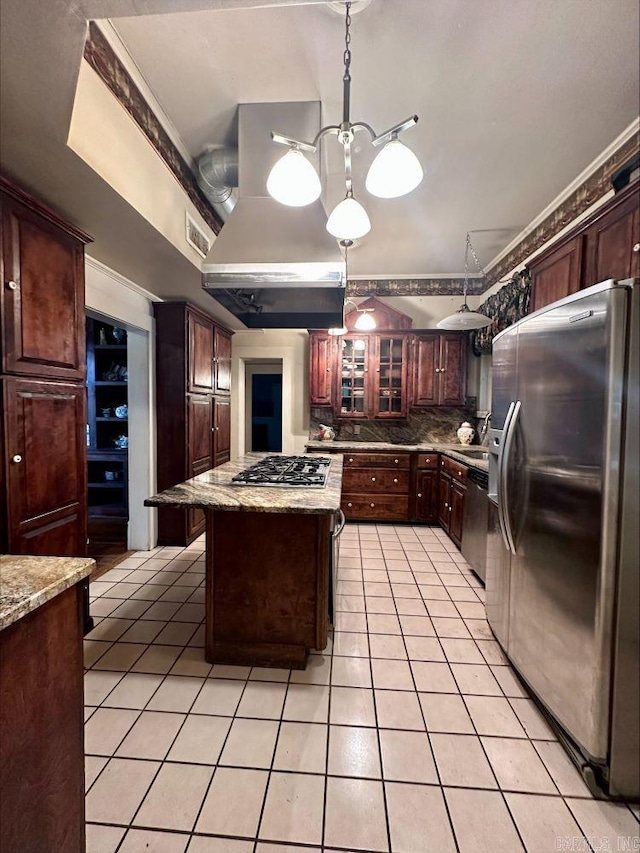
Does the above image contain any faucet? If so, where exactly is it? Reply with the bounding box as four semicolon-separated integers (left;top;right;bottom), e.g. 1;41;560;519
479;412;492;445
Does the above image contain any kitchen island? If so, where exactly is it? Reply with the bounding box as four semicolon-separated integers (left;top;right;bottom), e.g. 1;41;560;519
0;554;95;853
145;453;343;668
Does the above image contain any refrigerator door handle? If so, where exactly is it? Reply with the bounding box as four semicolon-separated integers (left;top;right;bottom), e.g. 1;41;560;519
496;401;515;553
499;400;520;554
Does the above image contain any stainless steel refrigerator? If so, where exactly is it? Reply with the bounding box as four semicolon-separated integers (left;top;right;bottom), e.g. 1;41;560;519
486;278;639;800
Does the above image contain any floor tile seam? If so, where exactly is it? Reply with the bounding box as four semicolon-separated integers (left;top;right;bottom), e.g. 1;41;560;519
250;675;293;848
387;571;461;853
362;594;394;853
317;624;334;852
141;664;253;838
87;631;200;678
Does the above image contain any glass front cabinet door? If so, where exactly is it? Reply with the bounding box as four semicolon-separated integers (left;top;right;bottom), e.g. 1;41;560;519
373;335;409;418
340;336;369;417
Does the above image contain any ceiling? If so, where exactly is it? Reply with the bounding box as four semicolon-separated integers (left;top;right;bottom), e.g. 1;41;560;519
0;0;638;317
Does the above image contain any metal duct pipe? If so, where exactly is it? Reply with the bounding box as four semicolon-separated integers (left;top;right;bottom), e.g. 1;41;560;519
196;147;239;221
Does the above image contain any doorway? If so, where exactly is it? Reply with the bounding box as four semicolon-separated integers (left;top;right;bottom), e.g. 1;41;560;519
245;361;283;452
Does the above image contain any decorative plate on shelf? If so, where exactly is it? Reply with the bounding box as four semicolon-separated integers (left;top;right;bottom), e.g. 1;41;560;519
115;405;128;418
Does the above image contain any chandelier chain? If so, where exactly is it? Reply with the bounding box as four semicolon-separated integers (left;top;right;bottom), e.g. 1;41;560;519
343;2;352;81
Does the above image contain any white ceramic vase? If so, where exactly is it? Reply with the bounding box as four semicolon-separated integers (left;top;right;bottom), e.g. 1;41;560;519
457;422;475;445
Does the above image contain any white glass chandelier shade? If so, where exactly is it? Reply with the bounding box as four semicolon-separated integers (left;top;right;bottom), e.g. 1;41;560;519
266;149;321;207
354;310;376;330
327;325;348;336
437;305;491;330
365;139;423;199
326;196;371;240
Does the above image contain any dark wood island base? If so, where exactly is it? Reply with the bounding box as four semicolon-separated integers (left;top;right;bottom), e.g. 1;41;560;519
205;510;331;668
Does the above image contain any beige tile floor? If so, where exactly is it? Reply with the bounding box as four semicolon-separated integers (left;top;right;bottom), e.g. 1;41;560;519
84;524;639;853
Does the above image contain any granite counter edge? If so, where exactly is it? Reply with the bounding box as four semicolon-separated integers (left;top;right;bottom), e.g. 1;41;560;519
0;556;95;632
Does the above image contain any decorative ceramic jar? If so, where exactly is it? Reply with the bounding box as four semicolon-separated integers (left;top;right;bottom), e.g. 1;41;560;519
457;421;475;445
319;424;336;441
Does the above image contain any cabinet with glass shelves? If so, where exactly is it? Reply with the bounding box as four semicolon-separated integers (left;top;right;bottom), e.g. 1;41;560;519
86;317;128;523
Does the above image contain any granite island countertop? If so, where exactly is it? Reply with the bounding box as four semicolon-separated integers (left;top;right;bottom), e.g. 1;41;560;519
305;440;489;473
145;452;344;515
0;555;95;632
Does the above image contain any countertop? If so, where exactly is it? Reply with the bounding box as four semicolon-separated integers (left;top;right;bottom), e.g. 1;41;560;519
0;555;95;632
145;453;344;515
304;440;489;473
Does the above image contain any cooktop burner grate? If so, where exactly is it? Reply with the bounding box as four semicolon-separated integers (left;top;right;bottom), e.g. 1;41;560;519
231;455;332;488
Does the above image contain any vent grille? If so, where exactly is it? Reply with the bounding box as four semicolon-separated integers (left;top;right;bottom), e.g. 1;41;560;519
185;212;211;258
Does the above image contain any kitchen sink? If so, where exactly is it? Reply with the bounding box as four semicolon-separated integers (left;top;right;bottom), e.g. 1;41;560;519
456;449;489;460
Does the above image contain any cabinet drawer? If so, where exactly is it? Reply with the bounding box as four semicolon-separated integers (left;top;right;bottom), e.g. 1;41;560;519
416;453;438;469
342;468;409;494
440;455;468;482
342;494;409;521
343;452;411;469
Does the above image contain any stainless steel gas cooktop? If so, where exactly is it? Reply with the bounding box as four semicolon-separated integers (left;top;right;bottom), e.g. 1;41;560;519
231;455;331;488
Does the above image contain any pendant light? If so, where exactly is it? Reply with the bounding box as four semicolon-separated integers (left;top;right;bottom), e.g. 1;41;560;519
437;233;492;331
266;2;422;243
266;148;322;206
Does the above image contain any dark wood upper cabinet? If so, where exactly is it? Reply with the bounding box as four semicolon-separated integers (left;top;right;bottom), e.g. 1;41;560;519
154;302;233;545
529;235;583;314
412;333;467;408
583;187;640;286
188;311;214;394
3;378;87;555
1;185;90;381
214;327;232;395
309;332;336;407
0;178;90;558
527;179;639;312
372;334;409;418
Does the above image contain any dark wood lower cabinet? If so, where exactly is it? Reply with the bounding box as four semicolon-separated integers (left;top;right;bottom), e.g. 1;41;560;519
449;480;467;547
2;377;87;555
413;469;439;523
0;584;85;853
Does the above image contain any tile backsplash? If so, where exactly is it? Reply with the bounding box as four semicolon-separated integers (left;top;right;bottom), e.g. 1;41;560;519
310;404;478;445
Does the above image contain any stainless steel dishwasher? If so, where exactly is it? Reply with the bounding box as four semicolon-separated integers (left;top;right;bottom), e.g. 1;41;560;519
461;468;489;582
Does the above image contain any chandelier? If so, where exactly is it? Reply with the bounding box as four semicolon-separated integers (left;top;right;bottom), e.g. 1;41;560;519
266;1;423;245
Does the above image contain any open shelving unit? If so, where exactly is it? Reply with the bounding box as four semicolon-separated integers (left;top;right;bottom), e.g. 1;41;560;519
86;317;129;541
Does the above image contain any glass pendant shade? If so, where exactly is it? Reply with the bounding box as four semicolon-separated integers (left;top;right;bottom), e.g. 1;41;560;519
266;149;321;207
354;310;376;330
365;139;423;198
437;305;492;330
326;196;371;240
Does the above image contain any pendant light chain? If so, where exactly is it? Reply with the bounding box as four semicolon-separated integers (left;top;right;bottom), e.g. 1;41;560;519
267;0;422;240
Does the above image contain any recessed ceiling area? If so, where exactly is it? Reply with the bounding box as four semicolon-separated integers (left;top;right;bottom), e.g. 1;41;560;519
109;0;640;275
1;0;638;312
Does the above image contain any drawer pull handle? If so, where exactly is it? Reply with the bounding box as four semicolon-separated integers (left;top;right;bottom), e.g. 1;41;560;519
417;492;422;498
425;458;431;463
347;502;353;507
393;478;398;483
394;458;399;464
634;243;640;252
12;454;22;463
7;280;18;291
435;368;440;373
449;505;452;512
370;502;375;508
444;502;448;508
458;470;462;476
348;457;354;463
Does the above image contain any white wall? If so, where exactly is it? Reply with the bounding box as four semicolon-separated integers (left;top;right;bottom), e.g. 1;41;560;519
231;330;309;456
85;256;159;550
